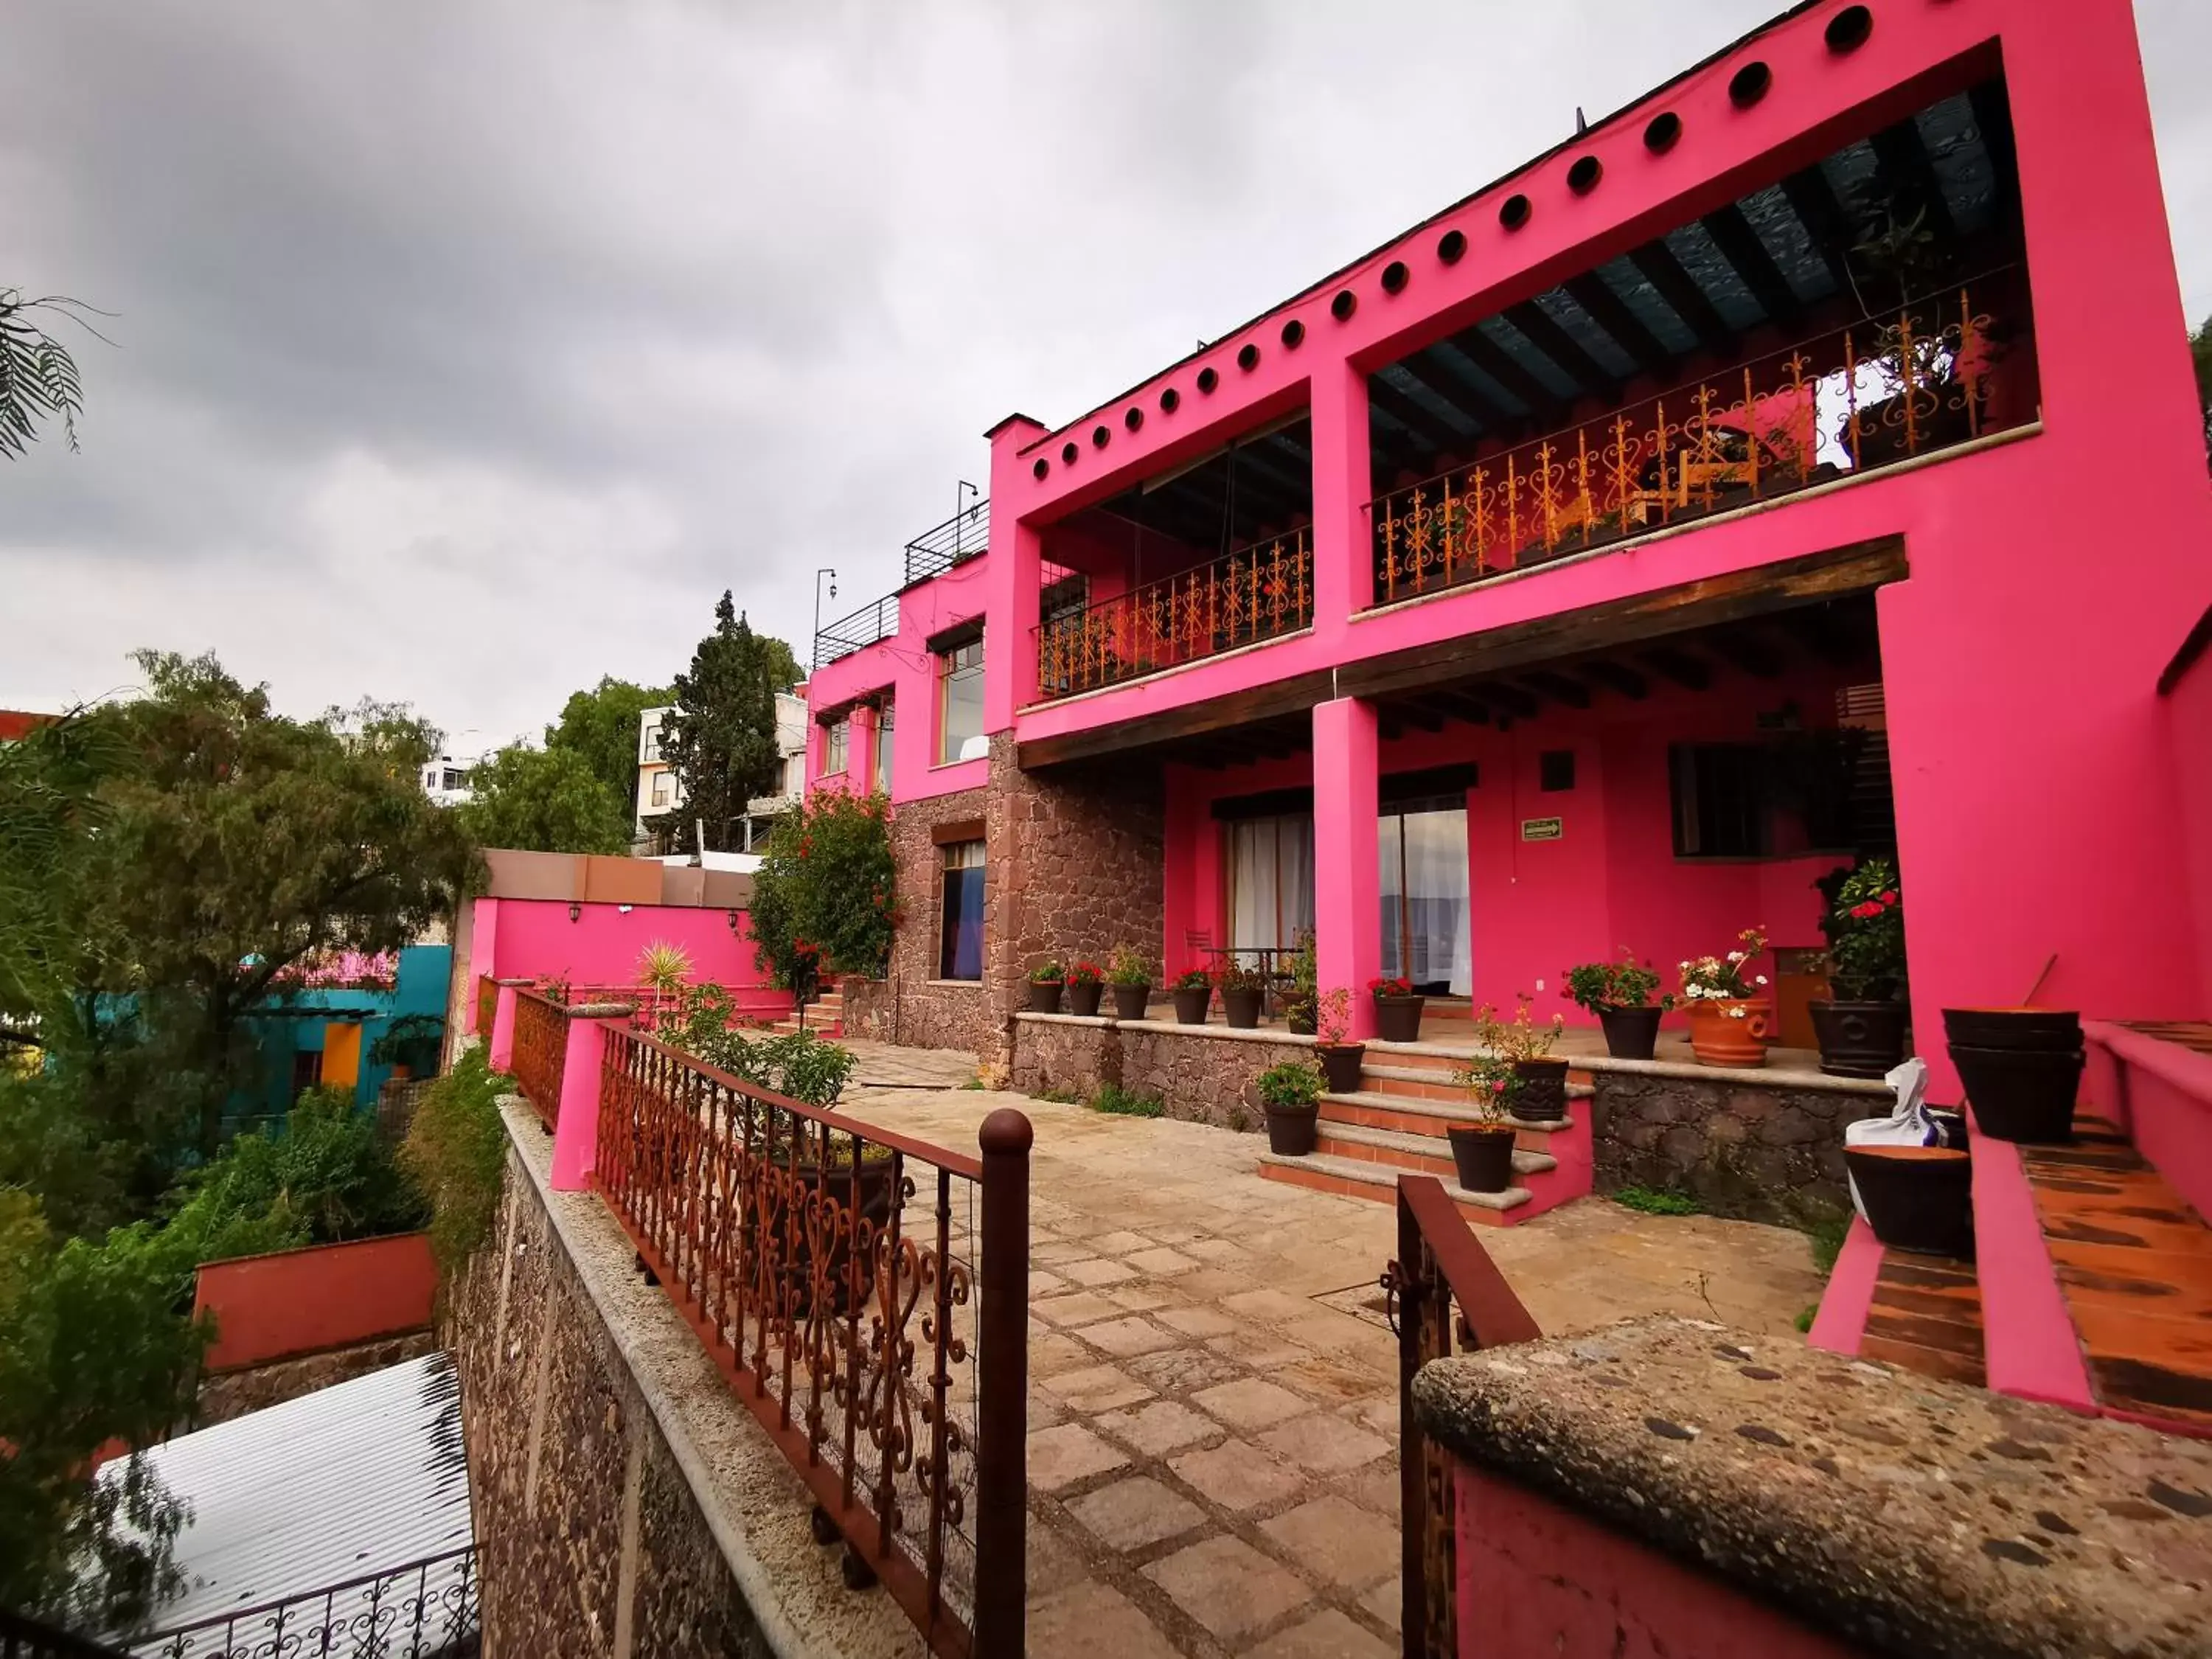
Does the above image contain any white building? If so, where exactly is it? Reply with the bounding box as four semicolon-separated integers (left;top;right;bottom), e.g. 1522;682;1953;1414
636;693;807;849
418;753;480;809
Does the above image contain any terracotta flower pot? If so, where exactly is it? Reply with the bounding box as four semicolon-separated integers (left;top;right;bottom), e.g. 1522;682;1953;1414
1318;1043;1366;1094
1222;986;1264;1029
1810;1000;1910;1079
1447;1124;1517;1193
1596;1004;1661;1060
1109;983;1151;1020
1846;1144;1975;1259
1264;1102;1318;1156
1172;986;1211;1025
1027;981;1064;1015
1065;981;1103;1018
1684;998;1773;1067
1374;995;1425;1043
1511;1057;1570;1123
1950;1043;2082;1143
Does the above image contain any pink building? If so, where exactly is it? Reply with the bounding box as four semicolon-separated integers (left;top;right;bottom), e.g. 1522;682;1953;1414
804;0;2212;1217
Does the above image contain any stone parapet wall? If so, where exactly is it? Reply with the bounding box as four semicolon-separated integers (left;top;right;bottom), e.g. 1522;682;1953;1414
1590;1068;1884;1225
1012;1013;1312;1133
195;1330;439;1427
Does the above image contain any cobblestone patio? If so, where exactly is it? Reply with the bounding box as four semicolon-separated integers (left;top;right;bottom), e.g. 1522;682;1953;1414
841;1042;1824;1658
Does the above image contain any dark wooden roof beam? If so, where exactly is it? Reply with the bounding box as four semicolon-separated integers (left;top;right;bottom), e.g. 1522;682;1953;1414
1627;242;1736;355
1870;119;1958;246
1778;167;1858;294
1366;375;1471;455
1710;628;1786;679
1700;204;1804;326
1441;326;1571;428
1502;302;1621;403
1486;683;1543;720
1561;274;1677;380
1640;647;1712;691
1524;671;1592;709
1580;659;1649;700
1396;357;1519;437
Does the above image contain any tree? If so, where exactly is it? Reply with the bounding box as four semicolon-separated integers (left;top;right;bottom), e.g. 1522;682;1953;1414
745;791;897;992
760;636;803;695
456;742;632;855
0;288;94;459
653;592;785;853
2191;315;2212;473
544;676;673;821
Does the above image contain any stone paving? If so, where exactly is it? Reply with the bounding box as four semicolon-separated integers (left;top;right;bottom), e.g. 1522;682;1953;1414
839;1042;1824;1658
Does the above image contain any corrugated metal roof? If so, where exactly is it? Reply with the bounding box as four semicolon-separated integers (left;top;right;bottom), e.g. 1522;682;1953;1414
126;1352;473;1636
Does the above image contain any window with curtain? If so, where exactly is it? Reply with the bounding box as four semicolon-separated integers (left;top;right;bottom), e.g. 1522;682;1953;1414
1228;813;1315;953
938;840;985;980
938;637;985;764
873;703;895;793
823;718;849;774
1380;801;1472;995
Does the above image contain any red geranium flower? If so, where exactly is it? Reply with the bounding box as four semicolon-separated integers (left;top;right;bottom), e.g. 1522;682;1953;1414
1880;890;1899;905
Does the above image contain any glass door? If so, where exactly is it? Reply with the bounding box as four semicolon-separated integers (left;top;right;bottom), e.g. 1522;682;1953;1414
1380;799;1470;995
1228;813;1315;957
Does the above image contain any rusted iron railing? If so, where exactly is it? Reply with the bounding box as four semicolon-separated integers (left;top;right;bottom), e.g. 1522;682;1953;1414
594;1026;1030;1657
474;973;496;1040
1033;528;1313;700
130;1546;478;1658
511;988;568;1132
1368;273;2030;604
1382;1175;1542;1659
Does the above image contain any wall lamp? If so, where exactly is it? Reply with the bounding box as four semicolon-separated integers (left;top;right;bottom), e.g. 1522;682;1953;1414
568;902;581;922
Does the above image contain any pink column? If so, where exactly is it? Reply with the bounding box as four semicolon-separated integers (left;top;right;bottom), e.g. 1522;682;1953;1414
1307;356;1373;630
550;1017;611;1192
852;705;880;795
488;981;520;1071
1313;698;1382;1039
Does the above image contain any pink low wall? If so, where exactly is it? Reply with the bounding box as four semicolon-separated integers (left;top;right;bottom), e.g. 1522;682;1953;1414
1804;1218;1884;1358
193;1232;437;1373
473;896;790;1023
1454;1461;1869;1658
1967;1119;2095;1416
2086;1021;2212;1223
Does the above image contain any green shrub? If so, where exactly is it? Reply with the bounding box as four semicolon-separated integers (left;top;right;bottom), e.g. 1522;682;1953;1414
1089;1085;1165;1119
668;995;856;1110
400;1048;512;1273
745;791;896;990
168;1088;428;1259
1611;1185;1702;1216
1254;1060;1323;1110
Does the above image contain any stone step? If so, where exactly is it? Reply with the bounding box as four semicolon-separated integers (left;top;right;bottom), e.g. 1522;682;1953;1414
1320;1091;1573;1150
1357;1064;1596;1106
1256;1150;1532;1224
1313;1121;1557;1182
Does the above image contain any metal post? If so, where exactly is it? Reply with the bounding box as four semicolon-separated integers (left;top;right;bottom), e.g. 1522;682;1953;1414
973;1107;1032;1658
813;567;838;669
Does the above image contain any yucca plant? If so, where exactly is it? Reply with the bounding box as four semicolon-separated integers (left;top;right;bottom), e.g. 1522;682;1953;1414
637;939;694;1029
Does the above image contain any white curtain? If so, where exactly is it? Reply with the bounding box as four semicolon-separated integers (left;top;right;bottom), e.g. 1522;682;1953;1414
1230;815;1315;951
1382;808;1472;995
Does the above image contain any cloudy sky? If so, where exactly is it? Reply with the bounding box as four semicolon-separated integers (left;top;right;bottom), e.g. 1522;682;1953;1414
6;0;2209;751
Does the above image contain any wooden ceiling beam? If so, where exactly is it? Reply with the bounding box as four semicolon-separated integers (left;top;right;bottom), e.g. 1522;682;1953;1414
1502;301;1621;403
1627;240;1736;355
1368;374;1472;455
1778;166;1858;296
1640;647;1713;692
1700;204;1804;327
1871;118;1958;245
1524;671;1592;710
1580;659;1649;700
1710;627;1787;680
1562;273;1677;380
1441;325;1571;428
1486;683;1543;720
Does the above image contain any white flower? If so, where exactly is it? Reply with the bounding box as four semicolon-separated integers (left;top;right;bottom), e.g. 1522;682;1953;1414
1755;974;1768;986
1678;960;1690;970
1728;1006;1748;1019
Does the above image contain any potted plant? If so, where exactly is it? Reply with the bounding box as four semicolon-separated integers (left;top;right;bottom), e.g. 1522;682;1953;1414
1312;988;1364;1093
1217;959;1265;1029
1677;928;1775;1068
1105;946;1152;1020
1941;1006;2083;1143
1369;975;1424;1043
1169;967;1212;1025
1282;933;1319;1036
1065;959;1105;1018
1810;860;1910;1078
1448;1051;1523;1194
1475;998;1570;1122
1563;950;1672;1060
1027;960;1065;1015
1256;1057;1324;1155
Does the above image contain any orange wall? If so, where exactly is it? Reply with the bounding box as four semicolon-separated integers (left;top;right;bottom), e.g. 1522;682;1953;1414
321;1021;362;1088
193;1231;437;1372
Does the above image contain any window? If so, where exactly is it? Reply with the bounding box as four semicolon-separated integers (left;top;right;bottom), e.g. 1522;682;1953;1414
650;774;672;807
939;839;984;979
442;768;470;791
823;718;849;774
873;703;895;793
1671;743;1773;858
937;636;985;764
290;1046;323;1100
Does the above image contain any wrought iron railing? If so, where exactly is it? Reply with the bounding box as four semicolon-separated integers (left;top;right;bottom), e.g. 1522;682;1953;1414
594;1027;1029;1657
473;974;495;1040
905;499;990;587
128;1546;479;1658
511;989;568;1133
1382;1175;1541;1659
1368;274;2029;605
1032;529;1314;700
814;594;902;671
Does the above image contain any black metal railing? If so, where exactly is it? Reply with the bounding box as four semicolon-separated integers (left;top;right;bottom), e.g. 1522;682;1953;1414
813;594;902;671
904;499;990;587
128;1547;479;1658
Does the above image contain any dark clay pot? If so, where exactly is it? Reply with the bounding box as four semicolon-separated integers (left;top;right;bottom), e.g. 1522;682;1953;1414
1172;986;1211;1025
1596;1004;1662;1061
1810;999;1910;1079
1110;983;1151;1020
1284;1001;1318;1037
1846;1145;1975;1259
1265;1102;1318;1156
1448;1125;1517;1194
1950;1043;2083;1143
1222;986;1264;1029
1027;981;1064;1015
1065;980;1103;1018
763;1152;897;1316
1940;1008;2081;1053
1374;995;1425;1043
1318;1043;1366;1095
1511;1057;1570;1123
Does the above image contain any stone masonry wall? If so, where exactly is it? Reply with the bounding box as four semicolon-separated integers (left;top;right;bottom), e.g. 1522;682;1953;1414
1590;1070;1886;1226
1011;1014;1312;1133
196;1329;439;1427
841;783;994;1059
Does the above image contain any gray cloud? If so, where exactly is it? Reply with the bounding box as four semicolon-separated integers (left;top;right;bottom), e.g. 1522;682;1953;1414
4;0;2208;744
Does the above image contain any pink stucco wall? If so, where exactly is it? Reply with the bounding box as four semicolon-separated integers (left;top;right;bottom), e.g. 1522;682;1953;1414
2086;1021;2212;1223
472;896;790;1021
2164;621;2212;1011
1453;1460;1869;1658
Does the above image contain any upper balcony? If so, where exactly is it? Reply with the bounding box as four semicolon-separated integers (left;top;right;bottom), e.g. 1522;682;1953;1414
813;497;992;670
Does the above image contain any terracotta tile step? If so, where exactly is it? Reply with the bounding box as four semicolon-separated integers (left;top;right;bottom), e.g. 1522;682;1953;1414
1321;1091;1574;1148
1313;1121;1557;1181
1257;1150;1531;1224
1359;1063;1596;1104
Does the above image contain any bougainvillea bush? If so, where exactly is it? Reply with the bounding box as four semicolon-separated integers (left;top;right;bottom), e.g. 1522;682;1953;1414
745;790;897;992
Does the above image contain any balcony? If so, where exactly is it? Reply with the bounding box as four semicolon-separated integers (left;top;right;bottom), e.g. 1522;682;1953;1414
1034;528;1313;699
812;496;991;670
